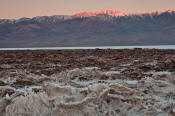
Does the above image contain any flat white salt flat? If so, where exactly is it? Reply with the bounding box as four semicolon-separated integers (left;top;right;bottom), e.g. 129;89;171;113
173;108;175;113
103;71;120;75
84;67;100;70
124;80;138;84
144;71;171;75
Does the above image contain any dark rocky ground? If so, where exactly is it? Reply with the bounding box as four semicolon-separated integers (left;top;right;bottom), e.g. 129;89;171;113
1;49;175;78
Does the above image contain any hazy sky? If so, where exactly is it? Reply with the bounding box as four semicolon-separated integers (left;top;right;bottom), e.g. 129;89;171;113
0;0;175;19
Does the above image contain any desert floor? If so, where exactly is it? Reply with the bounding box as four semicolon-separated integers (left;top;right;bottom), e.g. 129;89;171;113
0;49;175;116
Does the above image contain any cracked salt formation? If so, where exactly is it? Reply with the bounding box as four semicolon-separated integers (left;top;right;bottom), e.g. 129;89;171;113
0;77;16;85
0;68;175;116
1;49;175;115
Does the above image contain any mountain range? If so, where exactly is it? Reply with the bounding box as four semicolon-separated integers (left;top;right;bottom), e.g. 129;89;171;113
0;10;175;47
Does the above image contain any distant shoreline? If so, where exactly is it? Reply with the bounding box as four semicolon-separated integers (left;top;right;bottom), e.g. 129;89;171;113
1;45;175;51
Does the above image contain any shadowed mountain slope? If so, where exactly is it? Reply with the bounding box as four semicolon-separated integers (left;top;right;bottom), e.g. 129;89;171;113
0;10;175;47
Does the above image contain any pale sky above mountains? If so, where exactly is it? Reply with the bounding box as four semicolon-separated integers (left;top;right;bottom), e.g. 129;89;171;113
0;0;175;19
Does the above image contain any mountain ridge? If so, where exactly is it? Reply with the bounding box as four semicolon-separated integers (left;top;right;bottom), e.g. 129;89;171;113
0;10;175;47
1;9;175;20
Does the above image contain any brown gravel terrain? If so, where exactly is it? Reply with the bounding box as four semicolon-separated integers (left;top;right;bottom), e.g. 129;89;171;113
0;49;175;116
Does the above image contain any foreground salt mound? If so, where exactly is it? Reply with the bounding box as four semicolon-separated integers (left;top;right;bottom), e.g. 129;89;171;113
0;68;175;116
6;92;51;116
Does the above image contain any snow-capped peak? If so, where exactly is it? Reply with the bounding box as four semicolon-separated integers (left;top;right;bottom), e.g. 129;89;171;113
72;9;175;18
73;10;134;18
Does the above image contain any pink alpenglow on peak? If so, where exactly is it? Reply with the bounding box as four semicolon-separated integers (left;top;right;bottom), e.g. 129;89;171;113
72;9;175;18
73;10;134;17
